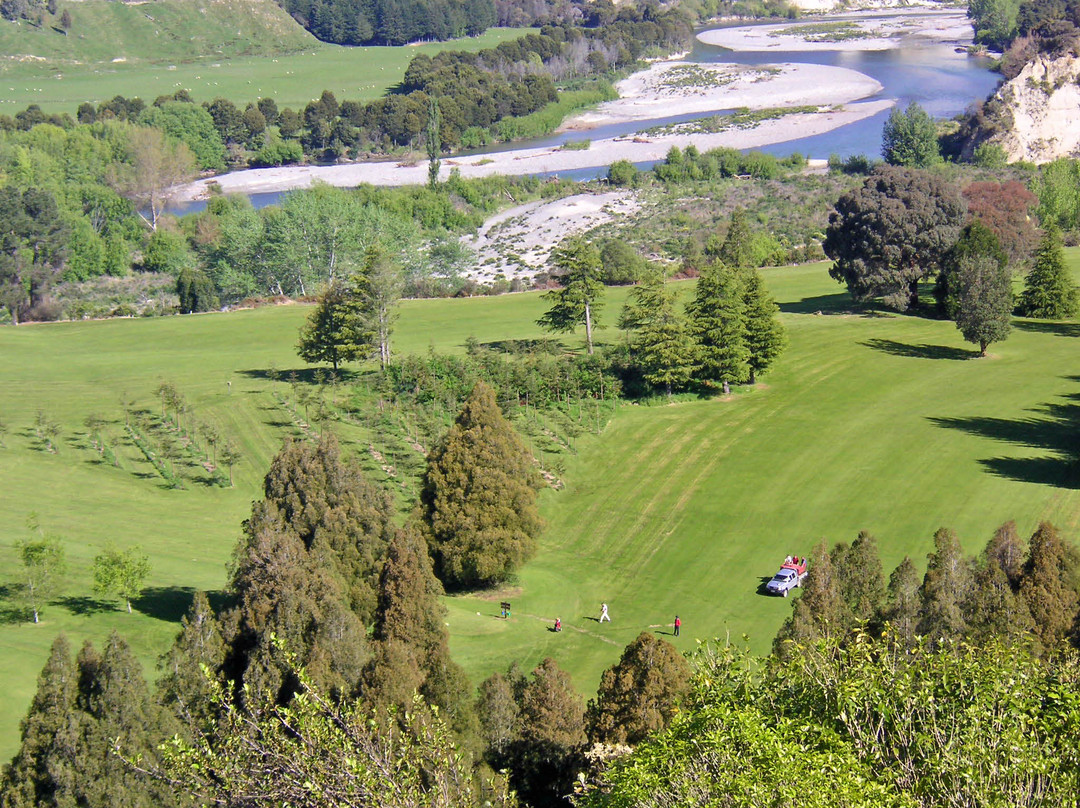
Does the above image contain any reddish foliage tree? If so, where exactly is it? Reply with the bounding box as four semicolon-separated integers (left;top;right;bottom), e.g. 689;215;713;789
962;181;1040;268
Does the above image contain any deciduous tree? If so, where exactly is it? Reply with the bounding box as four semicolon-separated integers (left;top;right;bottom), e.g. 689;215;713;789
934;220;1008;319
881;102;941;167
421;382;544;590
92;545;151;614
118;126;197;231
825;167;965;310
14;513;65;624
954;250;1013;356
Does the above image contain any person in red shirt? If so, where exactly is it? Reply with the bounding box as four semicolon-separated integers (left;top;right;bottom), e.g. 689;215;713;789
674;615;681;636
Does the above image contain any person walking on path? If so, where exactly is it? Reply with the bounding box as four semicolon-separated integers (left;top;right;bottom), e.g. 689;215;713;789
674;615;681;637
599;602;610;623
554;617;562;632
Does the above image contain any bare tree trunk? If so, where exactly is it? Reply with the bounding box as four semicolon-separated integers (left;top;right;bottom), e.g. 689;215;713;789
584;301;594;355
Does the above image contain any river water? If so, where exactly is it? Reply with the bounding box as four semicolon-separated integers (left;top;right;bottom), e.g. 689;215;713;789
171;12;1001;214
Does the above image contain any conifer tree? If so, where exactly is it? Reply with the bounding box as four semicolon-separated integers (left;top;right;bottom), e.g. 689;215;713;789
247;433;395;621
719;207;755;270
587;632;691;745
984;520;1027;589
297;276;371;371
619;270;695;395
1019;522;1080;650
476;672;521;760
0;636;79;808
421;382;544;590
1019;226;1079;319
773;539;848;654
740;266;786;384
835;530;886;622
686;262;749;390
881;556;921;646
157;591;225;729
537;237;605;355
364;527;474;735
918;528;974;642
967;553;1033;644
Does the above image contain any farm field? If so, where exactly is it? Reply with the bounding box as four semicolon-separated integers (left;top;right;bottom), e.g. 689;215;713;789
2;256;1080;760
0;0;531;112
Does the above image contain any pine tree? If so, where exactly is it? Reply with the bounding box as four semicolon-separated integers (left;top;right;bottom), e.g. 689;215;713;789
773;539;848;654
834;530;886;622
421;381;544;590
918;528;974;642
719;207;755;269
1019;226;1079;318
157;591;225;729
740;266;786;384
364;527;474;735
687;262;749;390
587;632;691;745
536;237;605;355
620;270;695;396
0;636;79;808
296;276;371;371
1019;521;1080;650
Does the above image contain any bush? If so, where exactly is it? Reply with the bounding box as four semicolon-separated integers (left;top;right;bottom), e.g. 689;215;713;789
607;159;638;187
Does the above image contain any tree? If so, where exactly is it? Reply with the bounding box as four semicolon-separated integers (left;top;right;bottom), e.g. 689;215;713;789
421;382;544;590
719;207;755;269
176;267;219;313
219;439;241;486
619;270;696;395
1018;225;1078;319
824;167;965;310
297;277;370;371
599;239;646;285
954;250;1013;356
356;246;403;370
686;262;748;390
118;126;197;231
0;186;70;325
156;591;224;729
59;7;70;29
92;545;151;613
962;181;1039;268
537;237;605;355
918;528;973;642
834;530;886;622
880;556;921;646
881;102;941;167
587;632;691;745
14;513;65;623
363;527;474;735
1019;521;1080;650
773;539;849;653
935;220;1008;319
147;659;486;808
967;535;1033;644
740;266;786;384
427;96;441;188
476;671;521;760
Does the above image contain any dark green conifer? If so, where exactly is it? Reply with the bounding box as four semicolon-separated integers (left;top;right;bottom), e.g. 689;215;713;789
687;262;749;389
881;556;921;646
296;277;371;371
918;528;974;642
421;381;544;590
740;266;786;384
364;526;474;735
157;591;225;729
719;207;755;269
1019;226;1079;318
835;531;886;622
247;433;395;621
586;632;691;745
967;554;1033;644
1019;522;1080;650
619;270;696;395
0;636;79;808
773;539;848;654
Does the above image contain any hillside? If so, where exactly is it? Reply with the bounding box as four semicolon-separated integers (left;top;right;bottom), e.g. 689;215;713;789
3;255;1080;761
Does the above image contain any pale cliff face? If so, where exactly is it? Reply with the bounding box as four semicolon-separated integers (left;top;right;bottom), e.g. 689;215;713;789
990;51;1080;164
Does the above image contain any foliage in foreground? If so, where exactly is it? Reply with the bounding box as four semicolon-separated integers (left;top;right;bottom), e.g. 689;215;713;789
579;635;1080;808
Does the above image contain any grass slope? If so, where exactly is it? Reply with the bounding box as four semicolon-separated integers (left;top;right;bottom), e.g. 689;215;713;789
0;0;531;111
1;257;1080;762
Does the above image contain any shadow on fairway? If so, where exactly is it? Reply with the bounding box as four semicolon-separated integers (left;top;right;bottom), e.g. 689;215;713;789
778;292;857;315
929;392;1080;489
239;367;353;383
56;595;115;616
1014;320;1080;338
131;587;231;623
0;585;26;624
862;339;976;361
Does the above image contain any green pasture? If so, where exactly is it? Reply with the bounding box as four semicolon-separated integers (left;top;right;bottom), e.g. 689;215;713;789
2;256;1080;761
0;0;532;112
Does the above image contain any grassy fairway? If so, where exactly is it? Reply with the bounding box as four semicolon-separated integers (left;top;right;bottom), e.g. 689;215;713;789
0;0;532;112
2;257;1080;761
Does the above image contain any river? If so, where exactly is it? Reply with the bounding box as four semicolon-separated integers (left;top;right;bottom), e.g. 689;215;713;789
169;9;1000;215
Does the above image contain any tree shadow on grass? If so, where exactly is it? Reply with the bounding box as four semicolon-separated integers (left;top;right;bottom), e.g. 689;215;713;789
0;585;27;625
755;576;775;597
1014;320;1080;338
131;587;230;623
928;392;1080;489
239;367;355;384
56;595;115;616
778;292;859;315
862;339;977;361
